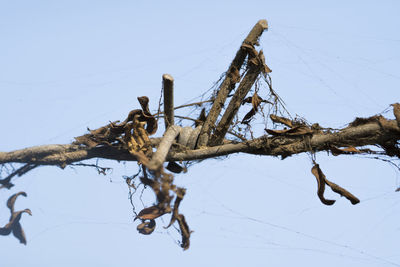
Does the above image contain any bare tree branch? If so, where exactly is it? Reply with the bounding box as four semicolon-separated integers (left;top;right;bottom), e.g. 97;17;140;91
1;117;398;166
197;19;268;147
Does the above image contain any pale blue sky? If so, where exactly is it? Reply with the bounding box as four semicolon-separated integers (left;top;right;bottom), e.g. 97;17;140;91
1;1;400;266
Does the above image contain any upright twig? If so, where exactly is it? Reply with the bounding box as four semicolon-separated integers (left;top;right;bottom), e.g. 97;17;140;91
209;63;263;145
197;19;268;147
163;74;175;129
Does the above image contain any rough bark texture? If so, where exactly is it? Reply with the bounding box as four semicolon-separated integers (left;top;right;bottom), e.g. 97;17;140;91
197;19;268;147
209;64;262;145
1;118;398;166
163;74;175;129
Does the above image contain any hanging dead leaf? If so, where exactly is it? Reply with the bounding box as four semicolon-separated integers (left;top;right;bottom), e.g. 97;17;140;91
311;164;359;205
137;219;156;235
7;192;27;213
270;114;293;128
176;214;191;250
241;92;266;124
324;180;360;205
0;192;32;244
258;50;272;73
311;164;335;205
165;188;186;228
241;109;256;124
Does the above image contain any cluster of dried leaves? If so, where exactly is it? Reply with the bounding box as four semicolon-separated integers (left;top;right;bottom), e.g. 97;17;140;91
264;114;362;205
74;96;191;250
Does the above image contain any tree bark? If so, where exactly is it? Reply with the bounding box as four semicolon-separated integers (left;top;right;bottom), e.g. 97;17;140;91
1;118;398;166
197;19;268;147
163;74;175;129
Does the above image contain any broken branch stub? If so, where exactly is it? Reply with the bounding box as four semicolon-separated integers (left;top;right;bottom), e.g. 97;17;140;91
163;74;175;129
197;19;268;147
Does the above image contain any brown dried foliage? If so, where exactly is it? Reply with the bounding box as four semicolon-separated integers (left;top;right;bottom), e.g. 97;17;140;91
311;164;360;205
0;192;32;244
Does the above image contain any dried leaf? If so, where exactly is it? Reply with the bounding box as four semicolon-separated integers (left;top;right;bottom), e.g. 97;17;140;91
7;192;27;213
166;161;184;174
258;50;272;73
241;92;264;124
8;209;32;244
311;164;335;206
270;114;293;128
330;146;362;156
392;103;400;127
241;108;256;124
137;96;158;135
136;205;170;220
165;188;186;228
137;219;156;235
311;164;359;205
266;125;313;136
0;192;32;245
251;92;262;112
176;214;191;250
325;180;360;205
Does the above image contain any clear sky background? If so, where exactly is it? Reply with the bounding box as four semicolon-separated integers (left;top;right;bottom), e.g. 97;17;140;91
0;1;400;266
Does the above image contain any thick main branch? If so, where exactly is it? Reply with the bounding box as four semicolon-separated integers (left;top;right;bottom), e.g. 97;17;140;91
1;118;398;167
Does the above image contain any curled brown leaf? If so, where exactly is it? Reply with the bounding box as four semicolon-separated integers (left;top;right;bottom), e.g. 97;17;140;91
270;114;293;128
311;164;360;205
324;180;360;205
136;205;171;221
137;219;156;235
241;92;268;124
165;188;186;229
176;214;191;250
0;192;32;245
311;164;335;206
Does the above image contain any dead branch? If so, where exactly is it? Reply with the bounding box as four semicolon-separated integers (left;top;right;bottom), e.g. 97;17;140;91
209;61;263;145
1;117;398;166
148;125;181;171
163;74;175;129
197;19;268;147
